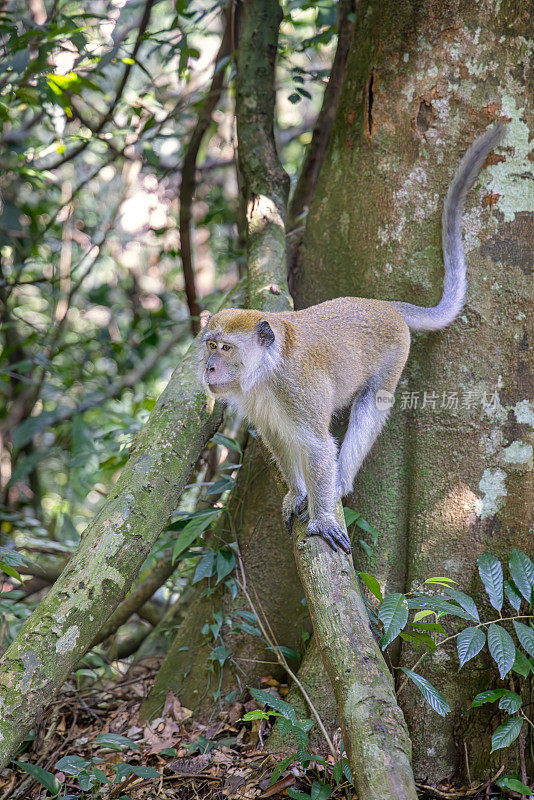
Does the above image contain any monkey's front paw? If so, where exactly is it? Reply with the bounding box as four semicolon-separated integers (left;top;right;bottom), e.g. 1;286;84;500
282;492;309;535
306;518;351;555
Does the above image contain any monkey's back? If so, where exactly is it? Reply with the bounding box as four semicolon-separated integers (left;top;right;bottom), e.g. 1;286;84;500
273;297;411;412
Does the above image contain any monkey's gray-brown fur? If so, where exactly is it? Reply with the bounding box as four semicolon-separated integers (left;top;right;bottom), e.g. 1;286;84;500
200;123;506;554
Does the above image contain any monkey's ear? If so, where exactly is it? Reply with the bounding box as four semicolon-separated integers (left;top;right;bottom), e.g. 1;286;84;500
255;320;275;346
199;310;212;329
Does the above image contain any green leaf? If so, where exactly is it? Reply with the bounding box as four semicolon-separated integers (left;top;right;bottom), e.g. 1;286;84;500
399;668;450;716
471;688;508;707
498;691;522;714
457;627;486;668
406;595;474;620
0;561;23;582
113;764;160;781
310;781;331;800
496;776;532;796
287;791;310;800
444;588;479;621
509;549;534;603
410;622;445;633
13;762;61;795
249;687;298;725
216;548;235;582
193;551;216;583
477;553;503;611
378;593;408;649
504;580;523;611
94;732;140;751
343;508;360;527
358;572;383;602
54;755;90;775
399;631;436;652
210;432;242;453
424;577;458;586
487;623;515;679
353;516;379;543
172;510;220;562
513;621;534;658
512;648;534;677
491;717;523;752
269;754;294;786
241;709;273;721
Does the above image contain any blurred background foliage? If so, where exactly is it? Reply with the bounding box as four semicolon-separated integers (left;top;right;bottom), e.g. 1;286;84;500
0;0;338;652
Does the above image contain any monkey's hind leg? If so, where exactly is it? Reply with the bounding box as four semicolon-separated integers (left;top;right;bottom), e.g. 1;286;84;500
302;432;352;554
336;365;403;498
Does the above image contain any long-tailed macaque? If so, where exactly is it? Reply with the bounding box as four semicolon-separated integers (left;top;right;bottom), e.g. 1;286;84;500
200;123;505;554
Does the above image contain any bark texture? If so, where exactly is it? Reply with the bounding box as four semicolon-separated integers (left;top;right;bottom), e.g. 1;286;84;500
294;0;532;780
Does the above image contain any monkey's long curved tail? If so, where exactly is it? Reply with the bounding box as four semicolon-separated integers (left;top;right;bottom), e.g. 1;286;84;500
393;122;506;331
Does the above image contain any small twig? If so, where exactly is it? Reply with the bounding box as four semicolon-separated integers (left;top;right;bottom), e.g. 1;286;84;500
235;548;336;757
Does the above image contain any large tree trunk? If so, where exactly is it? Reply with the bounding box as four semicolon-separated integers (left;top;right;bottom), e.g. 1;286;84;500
294;0;532;780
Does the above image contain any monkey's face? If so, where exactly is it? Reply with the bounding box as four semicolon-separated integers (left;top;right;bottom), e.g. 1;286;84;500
200;309;278;396
202;337;243;395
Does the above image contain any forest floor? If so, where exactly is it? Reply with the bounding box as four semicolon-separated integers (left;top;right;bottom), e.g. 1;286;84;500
0;663;506;800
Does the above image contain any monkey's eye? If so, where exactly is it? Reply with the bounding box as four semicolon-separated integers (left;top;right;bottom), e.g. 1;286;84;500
221;343;232;352
208;341;217;350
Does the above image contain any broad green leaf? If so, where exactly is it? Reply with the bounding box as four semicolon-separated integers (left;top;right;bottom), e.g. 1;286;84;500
410;622;445;633
354;516;379;543
457;627;485;668
269;754;294;786
504;580;523;611
249;687;298;725
311;781;331;800
444;588;479;621
399;668;450;716
498;691;522;714
400;631;436;652
210;432;242;453
413;610;435;623
358;572;383;602
471;688;507;707
424;577;457;586
487;624;515;679
216;548;235;582
94;733;140;751
513;621;534;658
113;764;160;781
477;553;503;611
512;648;534;677
0;561;23;582
54;755;90;775
496;776;532;796
491;717;523;752
172;510;220;562
378;593;408;649
13;762;61;795
407;595;473;621
241;709;273;721
509;549;534;603
193;551;216;583
343;508;360;527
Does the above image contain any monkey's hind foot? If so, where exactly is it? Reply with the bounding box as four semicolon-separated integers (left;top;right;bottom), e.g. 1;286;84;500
306;518;351;555
282;492;309;535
